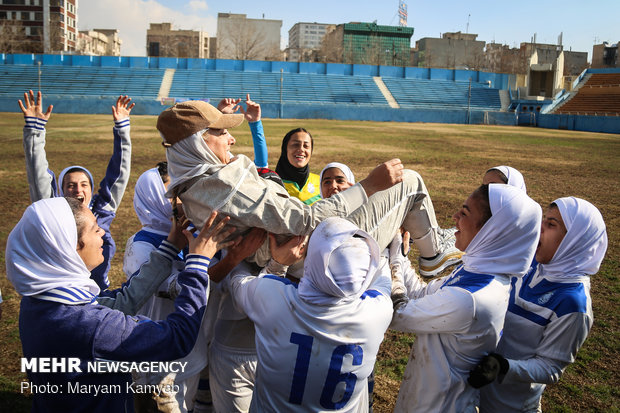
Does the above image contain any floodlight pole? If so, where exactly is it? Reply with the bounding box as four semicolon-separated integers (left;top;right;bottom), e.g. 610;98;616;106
467;78;472;124
279;68;283;119
38;61;42;92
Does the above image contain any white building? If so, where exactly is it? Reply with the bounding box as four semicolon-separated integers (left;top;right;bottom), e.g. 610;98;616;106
287;22;332;62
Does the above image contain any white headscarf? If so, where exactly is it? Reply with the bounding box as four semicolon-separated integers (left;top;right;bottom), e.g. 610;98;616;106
165;129;227;197
487;165;527;192
134;167;173;233
539;197;608;282
57;165;95;196
462;184;541;276
299;217;380;306
6;198;100;304
319;162;356;198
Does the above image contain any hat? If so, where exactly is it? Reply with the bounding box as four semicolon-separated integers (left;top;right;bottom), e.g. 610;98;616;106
157;100;244;145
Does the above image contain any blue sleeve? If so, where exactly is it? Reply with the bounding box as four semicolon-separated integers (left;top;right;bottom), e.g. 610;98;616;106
92;255;211;361
249;120;268;168
89;119;131;290
91;118;131;214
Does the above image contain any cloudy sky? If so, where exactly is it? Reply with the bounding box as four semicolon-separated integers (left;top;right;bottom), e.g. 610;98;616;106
78;0;619;60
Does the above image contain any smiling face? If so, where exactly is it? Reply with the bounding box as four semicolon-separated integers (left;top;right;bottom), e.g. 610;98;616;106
321;167;353;199
453;189;490;251
536;205;567;264
75;206;105;271
204;128;235;164
63;171;93;206
286;131;312;168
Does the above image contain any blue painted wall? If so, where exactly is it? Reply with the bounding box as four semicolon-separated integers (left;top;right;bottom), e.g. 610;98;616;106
0;94;617;134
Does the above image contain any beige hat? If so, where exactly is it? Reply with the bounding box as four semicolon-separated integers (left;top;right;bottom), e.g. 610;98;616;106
157;100;244;145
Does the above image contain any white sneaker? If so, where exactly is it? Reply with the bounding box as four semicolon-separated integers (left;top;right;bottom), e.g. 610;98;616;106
418;228;463;277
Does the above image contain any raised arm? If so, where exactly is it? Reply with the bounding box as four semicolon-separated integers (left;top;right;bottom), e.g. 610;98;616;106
219;94;268;167
93;212;237;362
19;90;56;201
91;95;134;215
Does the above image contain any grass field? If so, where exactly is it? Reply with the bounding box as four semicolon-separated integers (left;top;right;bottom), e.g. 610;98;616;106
0;111;618;411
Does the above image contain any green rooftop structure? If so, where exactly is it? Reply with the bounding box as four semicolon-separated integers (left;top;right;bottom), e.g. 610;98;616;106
342;22;414;66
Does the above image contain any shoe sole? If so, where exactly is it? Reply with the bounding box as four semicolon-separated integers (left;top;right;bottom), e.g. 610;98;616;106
419;252;463;277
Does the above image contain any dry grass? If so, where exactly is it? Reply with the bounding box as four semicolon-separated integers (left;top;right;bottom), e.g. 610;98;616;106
0;112;618;411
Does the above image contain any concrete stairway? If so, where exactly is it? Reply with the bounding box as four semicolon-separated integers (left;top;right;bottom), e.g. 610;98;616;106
373;77;400;108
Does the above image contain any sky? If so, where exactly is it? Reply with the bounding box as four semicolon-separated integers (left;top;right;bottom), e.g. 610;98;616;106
78;0;619;61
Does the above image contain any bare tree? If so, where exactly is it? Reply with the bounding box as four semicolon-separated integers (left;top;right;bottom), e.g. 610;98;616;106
219;24;272;61
0;20;35;53
318;28;344;63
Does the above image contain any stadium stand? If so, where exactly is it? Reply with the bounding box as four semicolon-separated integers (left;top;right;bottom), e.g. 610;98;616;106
168;70;390;106
0;55;617;133
0;65;165;98
554;73;620;116
382;77;501;110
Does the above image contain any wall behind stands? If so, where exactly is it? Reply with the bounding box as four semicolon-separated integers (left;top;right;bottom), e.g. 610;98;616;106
537;114;620;134
0;95;616;134
0;53;513;88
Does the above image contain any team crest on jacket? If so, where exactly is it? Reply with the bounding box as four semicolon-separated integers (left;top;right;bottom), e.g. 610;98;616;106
307;183;316;193
538;292;554;305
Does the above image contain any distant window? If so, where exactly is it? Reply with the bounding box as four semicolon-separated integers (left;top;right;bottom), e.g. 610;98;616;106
536;106;541;112
149;42;160;56
0;12;6;19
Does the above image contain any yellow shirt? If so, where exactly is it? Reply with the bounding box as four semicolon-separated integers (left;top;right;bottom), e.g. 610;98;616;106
282;173;321;205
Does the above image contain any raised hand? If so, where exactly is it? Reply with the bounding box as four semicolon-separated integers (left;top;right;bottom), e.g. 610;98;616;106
217;98;241;114
112;95;135;121
18;90;53;120
239;93;261;122
184;211;237;258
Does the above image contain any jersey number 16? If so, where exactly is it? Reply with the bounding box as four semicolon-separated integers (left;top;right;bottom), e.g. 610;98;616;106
288;332;364;409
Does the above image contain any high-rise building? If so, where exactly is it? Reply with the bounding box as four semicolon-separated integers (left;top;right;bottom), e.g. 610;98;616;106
0;0;78;53
146;23;210;58
216;13;282;61
320;22;414;66
287;22;333;62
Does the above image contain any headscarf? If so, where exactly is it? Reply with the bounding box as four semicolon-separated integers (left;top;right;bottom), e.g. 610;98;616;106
275;128;313;190
539;197;608;282
57;165;95;196
487;165;527;192
6;198;100;304
134;167;173;233
462;184;541;276
299;217;380;306
165;129;225;197
319;162;356;198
